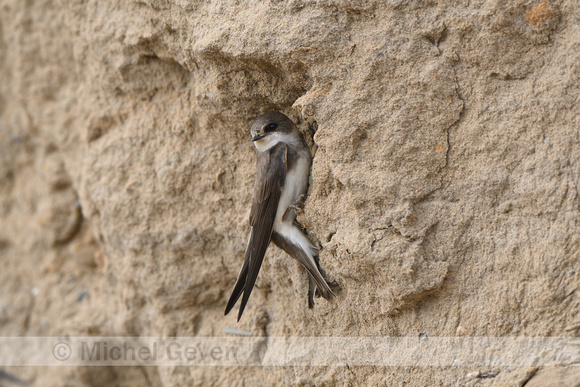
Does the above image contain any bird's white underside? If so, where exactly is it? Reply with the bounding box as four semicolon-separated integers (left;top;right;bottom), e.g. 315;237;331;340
254;132;319;264
274;153;318;262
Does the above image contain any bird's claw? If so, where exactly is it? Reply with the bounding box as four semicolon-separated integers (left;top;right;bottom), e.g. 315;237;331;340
282;194;307;221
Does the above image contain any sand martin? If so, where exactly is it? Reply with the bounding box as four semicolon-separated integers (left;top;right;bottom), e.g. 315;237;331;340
225;111;333;321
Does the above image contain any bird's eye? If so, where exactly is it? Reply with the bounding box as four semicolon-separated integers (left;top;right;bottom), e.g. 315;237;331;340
265;123;278;132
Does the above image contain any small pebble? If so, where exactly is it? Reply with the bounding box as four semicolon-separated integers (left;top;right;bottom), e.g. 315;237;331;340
224;327;252;336
77;290;90;302
31;287;39;296
467;371;480;379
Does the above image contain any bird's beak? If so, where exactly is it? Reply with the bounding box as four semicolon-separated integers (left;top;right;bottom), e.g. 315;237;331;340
252;134;265;142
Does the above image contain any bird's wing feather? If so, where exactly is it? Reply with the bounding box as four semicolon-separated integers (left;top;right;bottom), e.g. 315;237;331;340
225;144;287;320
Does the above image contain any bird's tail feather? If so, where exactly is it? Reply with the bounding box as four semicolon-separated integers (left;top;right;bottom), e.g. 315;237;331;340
271;229;334;301
224;268;246;316
308;275;316;308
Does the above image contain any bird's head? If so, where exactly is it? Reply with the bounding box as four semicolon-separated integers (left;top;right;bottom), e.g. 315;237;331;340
250;111;300;152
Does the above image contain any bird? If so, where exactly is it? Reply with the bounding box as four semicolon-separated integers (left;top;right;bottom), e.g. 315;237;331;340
225;111;333;321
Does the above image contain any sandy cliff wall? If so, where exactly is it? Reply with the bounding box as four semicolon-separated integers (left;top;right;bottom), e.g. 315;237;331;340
0;0;578;385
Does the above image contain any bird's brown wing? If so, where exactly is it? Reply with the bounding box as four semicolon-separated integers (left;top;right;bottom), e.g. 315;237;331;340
225;143;287;320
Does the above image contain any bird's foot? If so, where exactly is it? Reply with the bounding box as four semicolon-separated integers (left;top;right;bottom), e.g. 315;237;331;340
282;194;306;221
